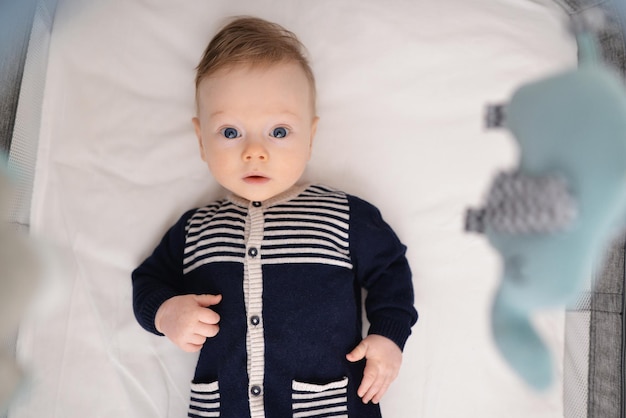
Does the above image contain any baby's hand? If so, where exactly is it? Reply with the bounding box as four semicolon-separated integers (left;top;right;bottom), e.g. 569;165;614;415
346;334;402;404
155;294;222;352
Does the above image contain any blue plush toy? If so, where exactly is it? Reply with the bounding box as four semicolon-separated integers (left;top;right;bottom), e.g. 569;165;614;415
466;14;626;389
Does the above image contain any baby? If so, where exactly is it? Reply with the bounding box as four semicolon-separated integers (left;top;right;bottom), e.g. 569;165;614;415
132;16;417;418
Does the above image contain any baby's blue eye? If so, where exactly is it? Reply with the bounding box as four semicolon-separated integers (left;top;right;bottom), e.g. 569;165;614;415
270;127;288;138
221;127;240;139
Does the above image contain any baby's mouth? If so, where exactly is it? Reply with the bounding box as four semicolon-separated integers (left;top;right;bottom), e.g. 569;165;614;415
243;174;269;184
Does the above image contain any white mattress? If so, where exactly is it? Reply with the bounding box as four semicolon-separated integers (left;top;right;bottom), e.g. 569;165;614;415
11;0;577;417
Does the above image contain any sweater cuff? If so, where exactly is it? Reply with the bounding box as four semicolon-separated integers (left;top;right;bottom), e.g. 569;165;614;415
367;317;413;351
138;288;179;336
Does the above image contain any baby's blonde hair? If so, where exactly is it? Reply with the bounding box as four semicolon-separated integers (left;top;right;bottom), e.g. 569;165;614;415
195;17;316;109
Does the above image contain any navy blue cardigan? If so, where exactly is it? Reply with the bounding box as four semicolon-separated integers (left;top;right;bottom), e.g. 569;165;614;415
132;184;417;418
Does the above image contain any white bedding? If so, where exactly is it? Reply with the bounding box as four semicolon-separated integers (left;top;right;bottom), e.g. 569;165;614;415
11;0;577;417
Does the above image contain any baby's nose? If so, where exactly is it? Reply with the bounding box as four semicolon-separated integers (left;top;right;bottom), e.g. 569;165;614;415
243;140;268;161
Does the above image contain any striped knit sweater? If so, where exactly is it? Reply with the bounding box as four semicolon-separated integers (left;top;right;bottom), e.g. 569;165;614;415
132;184;417;418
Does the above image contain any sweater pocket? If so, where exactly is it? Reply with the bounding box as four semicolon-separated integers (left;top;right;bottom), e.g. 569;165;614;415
188;381;220;417
292;376;349;418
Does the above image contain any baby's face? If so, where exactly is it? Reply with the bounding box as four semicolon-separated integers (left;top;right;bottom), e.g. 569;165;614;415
193;62;317;202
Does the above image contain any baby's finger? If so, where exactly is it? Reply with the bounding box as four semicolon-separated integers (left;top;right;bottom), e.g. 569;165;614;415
198;308;221;325
357;367;377;401
370;380;392;404
194;293;222;307
196;322;220;338
362;375;388;404
181;342;204;353
346;341;367;362
188;333;208;346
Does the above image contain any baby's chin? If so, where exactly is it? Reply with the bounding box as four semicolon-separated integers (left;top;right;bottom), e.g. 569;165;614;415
238;191;284;203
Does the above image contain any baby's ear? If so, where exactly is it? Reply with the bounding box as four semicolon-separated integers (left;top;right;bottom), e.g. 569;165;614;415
192;117;207;161
309;116;319;147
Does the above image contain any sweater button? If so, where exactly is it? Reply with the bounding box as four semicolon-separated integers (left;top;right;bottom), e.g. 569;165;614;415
248;247;258;257
252;201;262;207
250;385;262;396
250;315;261;326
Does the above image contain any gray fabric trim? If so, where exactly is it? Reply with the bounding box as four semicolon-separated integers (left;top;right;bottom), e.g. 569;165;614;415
589;234;625;418
0;0;38;155
1;2;56;417
7;0;56;233
566;235;626;418
564;311;591;418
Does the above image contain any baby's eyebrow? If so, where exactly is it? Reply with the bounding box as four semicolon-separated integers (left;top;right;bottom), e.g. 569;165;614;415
207;110;302;120
277;110;300;118
208;110;226;119
270;112;300;122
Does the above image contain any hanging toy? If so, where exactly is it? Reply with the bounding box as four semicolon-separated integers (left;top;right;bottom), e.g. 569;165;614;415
466;8;626;389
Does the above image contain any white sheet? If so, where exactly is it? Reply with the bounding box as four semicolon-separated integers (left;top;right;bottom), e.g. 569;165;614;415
11;0;577;417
